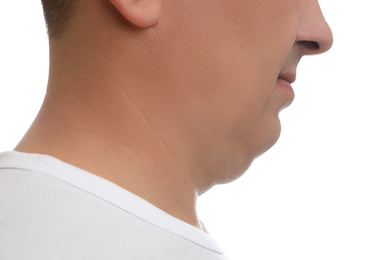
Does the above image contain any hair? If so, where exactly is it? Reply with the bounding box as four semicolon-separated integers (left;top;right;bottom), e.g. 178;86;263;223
41;0;79;38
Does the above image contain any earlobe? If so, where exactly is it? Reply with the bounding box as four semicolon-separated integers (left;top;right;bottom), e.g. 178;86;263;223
108;0;162;28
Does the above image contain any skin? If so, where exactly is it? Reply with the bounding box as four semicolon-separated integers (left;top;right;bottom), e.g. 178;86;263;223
16;0;333;229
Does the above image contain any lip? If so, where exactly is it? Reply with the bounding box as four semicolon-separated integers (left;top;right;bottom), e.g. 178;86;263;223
277;73;296;94
276;72;296;108
278;73;296;85
277;78;294;95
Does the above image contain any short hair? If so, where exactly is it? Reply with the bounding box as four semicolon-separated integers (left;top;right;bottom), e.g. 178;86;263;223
41;0;79;38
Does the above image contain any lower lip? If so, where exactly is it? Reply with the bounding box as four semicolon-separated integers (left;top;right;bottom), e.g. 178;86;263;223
277;78;295;97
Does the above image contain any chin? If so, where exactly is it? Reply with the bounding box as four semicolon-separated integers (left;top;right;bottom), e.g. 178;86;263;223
200;118;283;193
252;116;282;158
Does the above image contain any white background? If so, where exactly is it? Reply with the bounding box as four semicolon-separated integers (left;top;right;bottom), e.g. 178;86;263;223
1;1;389;259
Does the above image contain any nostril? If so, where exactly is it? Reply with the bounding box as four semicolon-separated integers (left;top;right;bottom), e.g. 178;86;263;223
298;40;320;50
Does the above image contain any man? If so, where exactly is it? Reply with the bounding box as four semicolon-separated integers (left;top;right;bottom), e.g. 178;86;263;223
0;0;332;259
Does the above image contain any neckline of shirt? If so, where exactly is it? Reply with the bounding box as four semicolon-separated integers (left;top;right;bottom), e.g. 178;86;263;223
0;151;223;254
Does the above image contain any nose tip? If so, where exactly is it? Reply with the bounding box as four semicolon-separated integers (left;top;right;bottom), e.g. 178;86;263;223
296;3;334;55
321;23;334;53
297;23;333;55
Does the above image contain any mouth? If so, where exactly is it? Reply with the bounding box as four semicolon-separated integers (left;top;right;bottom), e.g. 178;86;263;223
276;71;296;109
277;71;296;93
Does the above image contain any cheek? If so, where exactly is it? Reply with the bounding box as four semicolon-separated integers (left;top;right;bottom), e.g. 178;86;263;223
154;0;299;127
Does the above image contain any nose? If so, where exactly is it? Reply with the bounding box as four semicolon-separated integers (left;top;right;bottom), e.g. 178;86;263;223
296;0;333;55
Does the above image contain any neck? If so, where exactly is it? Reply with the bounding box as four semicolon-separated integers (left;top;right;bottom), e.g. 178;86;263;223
15;55;203;229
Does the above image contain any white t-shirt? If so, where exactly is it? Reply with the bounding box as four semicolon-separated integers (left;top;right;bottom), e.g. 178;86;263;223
0;151;230;260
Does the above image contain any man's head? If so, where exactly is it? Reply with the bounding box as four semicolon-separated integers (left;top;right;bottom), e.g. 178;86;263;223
41;0;79;38
41;0;333;191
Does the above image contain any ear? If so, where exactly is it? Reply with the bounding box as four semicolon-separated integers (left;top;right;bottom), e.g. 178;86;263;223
108;0;162;28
